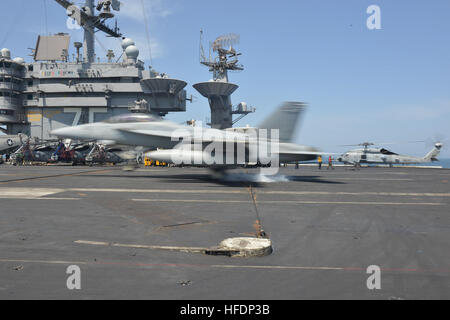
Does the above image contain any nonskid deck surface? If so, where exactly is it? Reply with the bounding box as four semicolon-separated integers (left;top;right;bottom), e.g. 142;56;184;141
0;165;449;299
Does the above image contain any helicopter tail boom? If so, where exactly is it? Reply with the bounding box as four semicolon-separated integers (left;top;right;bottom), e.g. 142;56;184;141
423;142;443;162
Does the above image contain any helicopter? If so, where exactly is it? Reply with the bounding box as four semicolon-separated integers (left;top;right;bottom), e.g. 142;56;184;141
336;142;443;167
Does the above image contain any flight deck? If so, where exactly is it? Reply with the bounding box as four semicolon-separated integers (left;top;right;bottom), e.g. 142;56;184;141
0;165;449;299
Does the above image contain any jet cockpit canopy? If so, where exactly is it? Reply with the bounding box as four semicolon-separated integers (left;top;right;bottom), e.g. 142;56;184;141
103;113;160;124
380;148;398;155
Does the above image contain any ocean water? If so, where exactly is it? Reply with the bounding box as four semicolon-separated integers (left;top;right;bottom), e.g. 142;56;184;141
429;158;450;169
300;159;450;168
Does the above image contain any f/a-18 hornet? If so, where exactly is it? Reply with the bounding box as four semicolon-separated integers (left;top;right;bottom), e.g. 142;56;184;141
51;102;323;171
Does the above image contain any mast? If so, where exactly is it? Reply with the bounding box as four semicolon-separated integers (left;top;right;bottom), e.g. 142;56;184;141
83;0;95;63
194;33;254;129
54;0;122;63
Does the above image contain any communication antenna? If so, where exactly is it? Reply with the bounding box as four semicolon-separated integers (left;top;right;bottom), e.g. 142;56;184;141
199;32;243;82
199;29;206;63
106;49;115;62
43;0;49;35
74;42;82;63
212;33;240;52
140;0;153;66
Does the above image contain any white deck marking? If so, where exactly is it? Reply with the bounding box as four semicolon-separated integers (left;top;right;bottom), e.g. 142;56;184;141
0;259;87;265
210;265;345;271
75;240;206;252
262;191;450;197
0;188;65;199
332;178;413;181
1;258;447;274
0;258;350;271
70;188;246;194
131;199;445;206
0;187;449;198
77;188;450;197
0;197;80;200
74;240;110;246
68;188;450;197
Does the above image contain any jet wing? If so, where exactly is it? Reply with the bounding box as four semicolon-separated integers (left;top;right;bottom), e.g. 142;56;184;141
116;129;180;149
118;129;175;138
118;128;250;148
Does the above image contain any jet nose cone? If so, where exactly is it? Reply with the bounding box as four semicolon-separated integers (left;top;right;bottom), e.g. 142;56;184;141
51;125;88;139
51;127;75;138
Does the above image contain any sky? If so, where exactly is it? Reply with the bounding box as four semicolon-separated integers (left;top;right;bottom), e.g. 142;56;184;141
1;0;449;157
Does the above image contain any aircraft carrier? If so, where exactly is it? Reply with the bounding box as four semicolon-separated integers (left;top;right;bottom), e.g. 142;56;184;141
0;0;255;165
0;0;448;302
0;165;448;299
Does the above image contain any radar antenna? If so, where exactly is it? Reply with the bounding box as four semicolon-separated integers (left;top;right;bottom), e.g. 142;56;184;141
212;33;240;52
200;33;243;82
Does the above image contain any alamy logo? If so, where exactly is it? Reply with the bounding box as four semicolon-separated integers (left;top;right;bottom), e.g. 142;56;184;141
168;124;280;175
66;265;81;290
366;265;381;290
367;5;382;30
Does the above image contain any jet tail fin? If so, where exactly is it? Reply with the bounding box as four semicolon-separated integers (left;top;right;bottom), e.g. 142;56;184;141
423;142;443;161
258;101;307;142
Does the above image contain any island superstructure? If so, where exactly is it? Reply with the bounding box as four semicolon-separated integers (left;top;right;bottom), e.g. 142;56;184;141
0;0;188;140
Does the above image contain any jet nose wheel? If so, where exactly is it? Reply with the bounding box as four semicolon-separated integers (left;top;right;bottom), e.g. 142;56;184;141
136;154;143;164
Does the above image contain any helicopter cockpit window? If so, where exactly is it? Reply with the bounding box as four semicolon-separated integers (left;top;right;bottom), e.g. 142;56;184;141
103;114;160;124
380;148;398;155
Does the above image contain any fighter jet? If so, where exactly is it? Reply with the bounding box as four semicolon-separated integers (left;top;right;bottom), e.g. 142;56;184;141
51;102;322;170
337;142;443;167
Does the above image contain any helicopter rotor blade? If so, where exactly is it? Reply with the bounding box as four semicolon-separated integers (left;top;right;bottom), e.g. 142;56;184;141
425;134;448;148
339;140;427;148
